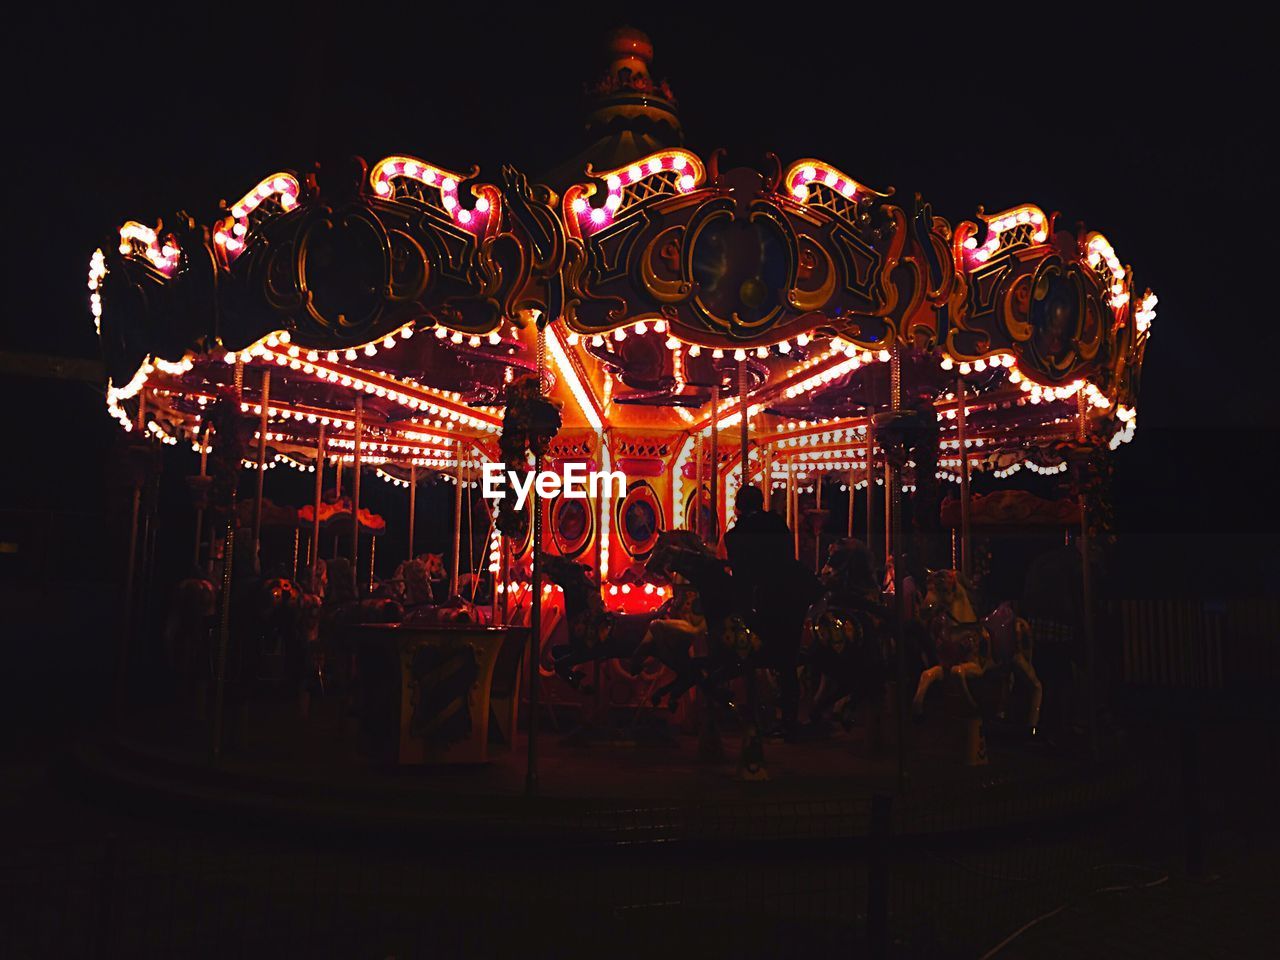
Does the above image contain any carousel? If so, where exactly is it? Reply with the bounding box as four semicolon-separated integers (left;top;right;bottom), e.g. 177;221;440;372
88;29;1153;785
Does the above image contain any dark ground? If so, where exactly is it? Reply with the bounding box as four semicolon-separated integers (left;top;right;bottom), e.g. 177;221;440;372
3;685;1278;958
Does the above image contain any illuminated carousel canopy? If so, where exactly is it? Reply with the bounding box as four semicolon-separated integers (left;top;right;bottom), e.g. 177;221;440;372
87;28;1154;584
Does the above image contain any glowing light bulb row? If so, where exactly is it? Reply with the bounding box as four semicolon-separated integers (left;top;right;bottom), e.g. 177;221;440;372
376;468;411;487
783;351;877;399
250;341;500;433
118;221;180;276
940;352;1016;375
370;157;495;234
242;402;358;432
215;173;300;259
87;249;107;334
1085;233;1126;286
1110;414;1137;450
274;453;316;473
606;583;670;599
1134;292;1158;333
785;160;860;203
962;206;1047;264
487;526;501;575
1024;461;1068;475
547;324;603;431
241;458;279;471
568;150;701;236
993;462;1023;479
145;420;179;445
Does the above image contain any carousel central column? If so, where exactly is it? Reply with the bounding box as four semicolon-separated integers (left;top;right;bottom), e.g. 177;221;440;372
253;370;271;569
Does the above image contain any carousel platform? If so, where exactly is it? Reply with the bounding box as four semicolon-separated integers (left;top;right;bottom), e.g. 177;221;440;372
63;696;1137;846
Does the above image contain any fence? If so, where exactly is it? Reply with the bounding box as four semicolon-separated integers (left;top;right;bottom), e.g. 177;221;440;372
1112;597;1279;691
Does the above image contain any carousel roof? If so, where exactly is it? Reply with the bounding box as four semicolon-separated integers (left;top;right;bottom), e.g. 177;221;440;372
87;28;1153;492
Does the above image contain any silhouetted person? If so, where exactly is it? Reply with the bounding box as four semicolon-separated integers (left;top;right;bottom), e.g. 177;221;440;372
724;486;815;737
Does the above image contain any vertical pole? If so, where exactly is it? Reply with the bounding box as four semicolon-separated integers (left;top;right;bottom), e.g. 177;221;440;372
194;424;210;568
351;397;363;595
499;535;510;625
213;360;243;759
847;466;856;537
527;325;547;797
739;362;750;493
1078;391;1099;761
814;471;823;571
883;462;892;563
291;529;299;581
791;459;800;560
408;462;417;561
369;535;376;594
709;381;719;543
310;422;325;590
889;344;906;796
865;429;876;563
693;433;703;536
762;442;773;511
253;370;270;571
956;375;972;577
119;401;145;705
452;449;464;596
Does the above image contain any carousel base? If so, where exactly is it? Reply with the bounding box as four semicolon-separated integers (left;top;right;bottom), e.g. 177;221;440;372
63;694;1133;844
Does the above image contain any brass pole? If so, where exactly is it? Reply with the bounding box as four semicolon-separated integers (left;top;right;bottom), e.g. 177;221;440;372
783;460;793;563
693;433;703;536
369;534;376;594
310;422;325;589
452;448;464;596
408;462;417;561
956;374;972;577
291;529;299;581
253;370;270;570
351;396;363;595
709;381;719;543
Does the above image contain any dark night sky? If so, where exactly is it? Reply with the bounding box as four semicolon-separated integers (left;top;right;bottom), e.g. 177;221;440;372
6;5;1276;590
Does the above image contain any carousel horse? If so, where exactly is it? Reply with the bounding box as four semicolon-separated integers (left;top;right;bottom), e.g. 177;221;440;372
984;601;1042;731
162;573;216;687
539;553;618;690
641;531;760;709
911;568;991;715
804;539;892;728
391;553;448;607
